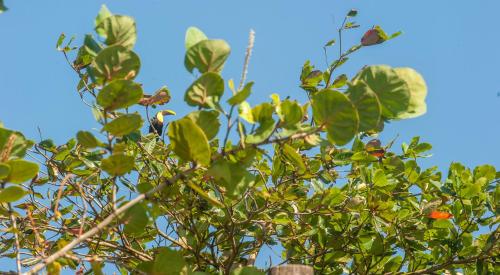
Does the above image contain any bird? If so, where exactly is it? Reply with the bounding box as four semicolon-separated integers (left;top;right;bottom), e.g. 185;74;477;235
149;111;165;137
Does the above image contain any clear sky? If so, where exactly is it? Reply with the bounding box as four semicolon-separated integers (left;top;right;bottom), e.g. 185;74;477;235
1;0;499;272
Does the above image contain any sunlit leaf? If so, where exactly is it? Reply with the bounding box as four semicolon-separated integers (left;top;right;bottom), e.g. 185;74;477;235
91;45;141;85
5;159;38;183
185;26;208;50
101;154;135;176
0;185;28;203
103;113;143;137
185;72;224;108
97;79;143;111
185;39;231;73
168;118;211;166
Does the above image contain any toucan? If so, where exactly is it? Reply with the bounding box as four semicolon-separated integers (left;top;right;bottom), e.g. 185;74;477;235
148;110;176;137
149;111;164;136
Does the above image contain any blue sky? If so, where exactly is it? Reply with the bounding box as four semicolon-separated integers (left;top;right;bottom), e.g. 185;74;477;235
1;0;499;272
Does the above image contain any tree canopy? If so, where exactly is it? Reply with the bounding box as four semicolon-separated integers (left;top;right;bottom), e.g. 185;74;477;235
0;5;498;275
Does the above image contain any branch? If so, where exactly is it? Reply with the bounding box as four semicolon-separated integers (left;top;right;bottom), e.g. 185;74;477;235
24;165;198;275
8;203;22;275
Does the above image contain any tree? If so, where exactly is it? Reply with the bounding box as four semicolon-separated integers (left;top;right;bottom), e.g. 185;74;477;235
0;5;498;275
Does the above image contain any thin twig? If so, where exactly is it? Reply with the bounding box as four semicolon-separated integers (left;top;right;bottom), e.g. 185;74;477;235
8;203;22;274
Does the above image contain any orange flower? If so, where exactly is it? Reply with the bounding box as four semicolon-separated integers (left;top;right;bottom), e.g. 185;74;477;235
428;211;453;219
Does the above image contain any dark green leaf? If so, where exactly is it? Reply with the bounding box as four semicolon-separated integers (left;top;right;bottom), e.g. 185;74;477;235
0;163;10;180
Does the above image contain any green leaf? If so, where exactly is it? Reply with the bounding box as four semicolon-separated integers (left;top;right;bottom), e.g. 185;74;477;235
312;89;359;145
185;26;208;50
0;186;28;203
153;247;187;275
0;163;10;180
76;131;100;149
347;81;382;131
324;39;336;47
123;204;148;236
238;101;255;124
393;67;427;119
246;103;275;144
353;65;411;119
282;144;306;174
97;80;143;111
103;113;143;137
5;159;39;183
95;5;112;36
373;169;388;187
97;15;137;49
185;72;224;108
231;266;265;275
347;9;358;17
91;45;141;85
227;82;253;105
279;100;303;128
0;127;35;159
168;118;211;166
185;39;231;73
101;154;135;176
186;110;220;140
207;161;255;200
56;33;66;49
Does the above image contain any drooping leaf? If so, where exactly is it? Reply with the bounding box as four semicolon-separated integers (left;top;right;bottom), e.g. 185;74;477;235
96;15;137;49
312;89;359;145
185;26;208;50
353;65;411;119
346;81;382;131
5;159;39;184
186;110;220;140
138;86;171;106
0;185;28;203
91;45;140;85
185;39;231;73
101;154;135;176
103;113;143;137
185;72;224;108
96;79;143;111
168;118;211;166
76;131;100;149
123;204;148;236
227;82;254;105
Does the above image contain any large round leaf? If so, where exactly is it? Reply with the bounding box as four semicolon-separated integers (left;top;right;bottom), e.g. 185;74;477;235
312;90;359;145
123;204;148;236
354;65;410;119
6;159;39;183
101;154;135;176
97;80;143;111
97;15;137;49
0;185;28;203
185;72;224;108
0;163;10;180
347;81;382;132
91;45;140;85
76;131;100;149
185;39;231;73
102;113;143;137
393;67;427;119
168;117;211;166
